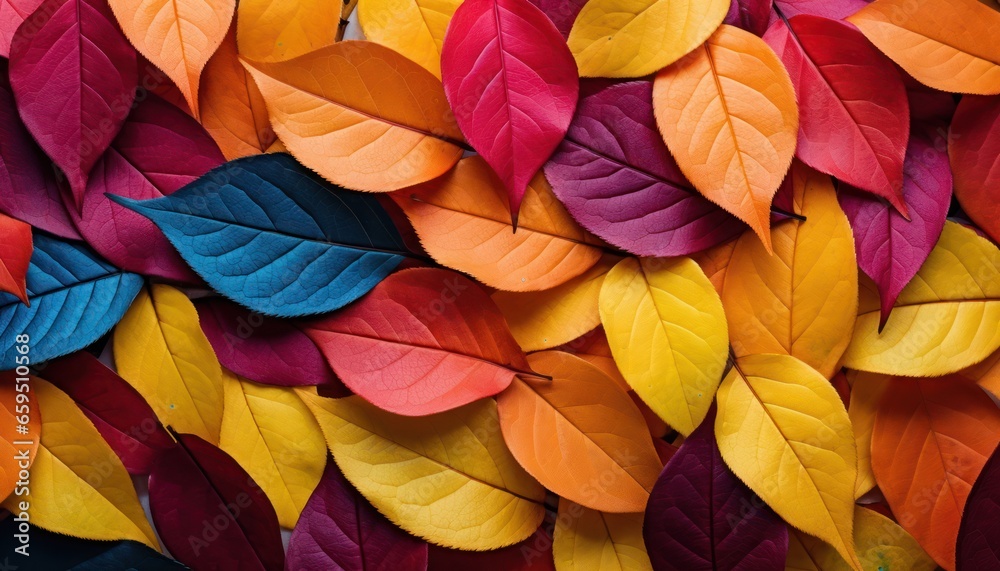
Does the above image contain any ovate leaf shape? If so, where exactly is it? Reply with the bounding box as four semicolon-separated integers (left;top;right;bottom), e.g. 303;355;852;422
0;374;39;500
236;0;338;63
0;211;30;303
722;162;857;379
843;222;1000;376
394;156;604;291
43;352;176;475
287;460;429;571
497;351;662;512
149;433;285;570
601;257;729;435
77;94;224;283
567;0;729;78
197;297;340;389
200;24;276;159
716;354;861;569
441;0;578;223
844;370;890;500
839;128;952;327
0;234;142;369
653;25;799;251
113;284;224;444
949;95;1000;243
872;377;1000;569
305;268;531;416
724;0;772;36
304;394;546;550
774;0;870;19
219;372;326;528
108;0;234;116
552;499;651;570
242;41;466;192
957;442;1000;570
849;0;1000;95
0;0;42;56
644;409;789;571
543;80;743;257
493;255;616;351
1;379;158;548
112;153;408;317
359;0;461;77
763;15;910;213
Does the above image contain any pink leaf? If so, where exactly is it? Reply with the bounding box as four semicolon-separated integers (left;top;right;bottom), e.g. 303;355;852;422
0;0;42;57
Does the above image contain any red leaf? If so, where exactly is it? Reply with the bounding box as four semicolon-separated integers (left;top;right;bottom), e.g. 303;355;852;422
0;0;42;57
304;268;532;416
41;352;175;474
441;0;578;225
0;211;30;303
8;0;137;209
148;433;285;571
949;95;1000;244
764;14;910;215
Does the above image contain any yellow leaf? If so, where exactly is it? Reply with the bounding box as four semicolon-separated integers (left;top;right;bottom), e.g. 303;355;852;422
493;255;617;351
552;499;652;571
567;0;728;78
242;40;466;193
843;222;1000;376
108;0;234;118
359;0;461;77
716;354;860;569
599;256;729;436
0;375;39;501
218;371;326;528
722;162;857;379
114;284;224;443
236;0;339;63
845;370;889;500
302;393;545;550
1;379;158;548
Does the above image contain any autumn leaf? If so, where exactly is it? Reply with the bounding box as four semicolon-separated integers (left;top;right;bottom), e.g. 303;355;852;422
236;0;338;63
359;0;460;77
553;499;651;570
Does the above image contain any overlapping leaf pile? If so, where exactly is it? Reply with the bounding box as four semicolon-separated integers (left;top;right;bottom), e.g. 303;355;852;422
1;0;999;569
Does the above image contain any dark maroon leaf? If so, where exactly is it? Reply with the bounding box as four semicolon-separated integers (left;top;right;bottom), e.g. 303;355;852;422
957;443;1000;571
902;71;956;124
724;0;772;35
428;528;554;571
528;0;586;38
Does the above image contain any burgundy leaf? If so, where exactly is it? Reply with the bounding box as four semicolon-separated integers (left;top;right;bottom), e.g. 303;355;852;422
441;0;578;224
724;0;772;36
527;0;586;38
197;297;345;391
643;410;788;571
902;71;956;124
949;95;1000;244
41;351;175;474
543;81;743;257
149;433;285;571
73;95;224;282
839;127;952;328
429;528;554;570
9;0;137;209
772;0;870;19
957;443;1000;571
0;0;42;57
286;459;428;571
764;14;910;215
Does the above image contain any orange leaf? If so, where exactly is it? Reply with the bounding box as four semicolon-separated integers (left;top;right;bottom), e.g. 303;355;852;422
241;40;466;192
0;212;31;304
955;348;1000;399
693;237;738;296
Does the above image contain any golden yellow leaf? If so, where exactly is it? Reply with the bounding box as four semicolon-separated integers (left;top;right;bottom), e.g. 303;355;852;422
722;162;857;379
114;284;224;444
716;354;860;569
552;499;652;570
843;222;1000;376
567;0;728;78
599;256;729;436
236;0;339;63
359;0;460;77
302;393;545;550
218;371;326;528
845;370;890;500
1;379;157;548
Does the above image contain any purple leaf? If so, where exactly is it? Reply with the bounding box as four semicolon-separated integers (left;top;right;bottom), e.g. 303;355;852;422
8;0;137;210
543;81;743;257
838;126;952;329
197;297;346;391
957;443;1000;571
286;459;428;571
724;0;772;36
149;433;285;571
772;0;871;19
643;410;788;571
42;351;175;475
73;94;224;283
527;0;586;38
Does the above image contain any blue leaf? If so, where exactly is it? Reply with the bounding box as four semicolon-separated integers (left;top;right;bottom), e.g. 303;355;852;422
0;234;143;370
110;154;408;317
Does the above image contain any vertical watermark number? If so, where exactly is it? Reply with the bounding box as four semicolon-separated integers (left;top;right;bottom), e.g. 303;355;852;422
10;334;32;559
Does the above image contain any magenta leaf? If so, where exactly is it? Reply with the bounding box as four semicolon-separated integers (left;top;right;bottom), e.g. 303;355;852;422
773;0;870;19
957;443;1000;571
73;94;223;282
197;297;346;391
149;433;285;571
543;81;743;257
724;0;772;36
42;351;176;474
0;0;43;57
527;0;586;38
8;0;137;209
839;127;952;329
286;459;429;571
441;0;578;225
643;410;788;571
